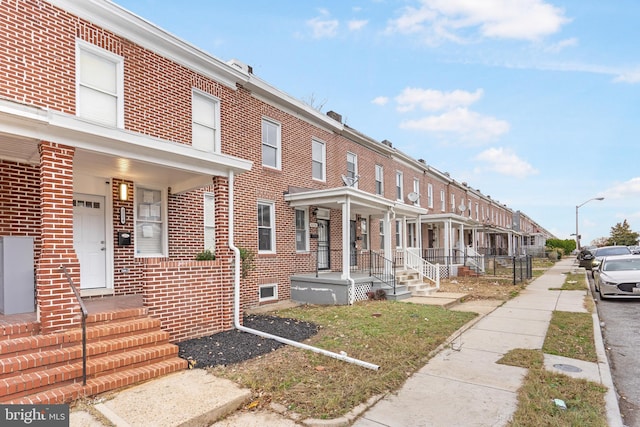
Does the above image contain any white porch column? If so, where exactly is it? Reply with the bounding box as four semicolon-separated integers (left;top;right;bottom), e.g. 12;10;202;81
508;231;513;256
341;196;351;280
383;209;392;260
459;223;465;253
417;215;423;254
444;219;451;258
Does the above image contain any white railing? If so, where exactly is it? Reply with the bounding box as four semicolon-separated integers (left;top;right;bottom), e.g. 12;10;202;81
404;248;440;290
465;246;486;273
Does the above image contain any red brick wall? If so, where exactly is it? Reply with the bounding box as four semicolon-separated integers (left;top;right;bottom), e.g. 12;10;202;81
142;259;234;342
0;160;41;257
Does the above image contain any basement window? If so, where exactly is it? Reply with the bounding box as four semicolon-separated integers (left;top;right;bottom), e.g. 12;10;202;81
259;284;278;302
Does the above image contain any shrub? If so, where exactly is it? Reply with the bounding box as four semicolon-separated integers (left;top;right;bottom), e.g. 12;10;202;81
195;249;216;260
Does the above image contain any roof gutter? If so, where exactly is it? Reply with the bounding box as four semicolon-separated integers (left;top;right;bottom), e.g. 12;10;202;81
227;171;379;371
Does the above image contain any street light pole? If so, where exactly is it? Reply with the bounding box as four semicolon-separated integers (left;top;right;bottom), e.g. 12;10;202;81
575;197;605;251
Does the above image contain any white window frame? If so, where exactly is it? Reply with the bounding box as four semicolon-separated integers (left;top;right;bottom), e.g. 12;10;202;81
395;171;403;201
259;284;278;302
76;39;124;128
360;218;369;250
475;203;479;221
134;185;168;257
258;200;276;253
375;165;384;196
379;219;385;250
204;192;215;253
468;199;472;217
440;190;446;212
295;208;309;252
427;184;434;209
395;220;403;248
261;117;282;169
412;179;420;206
311;139;326;181
347;152;358;188
451;194;456;212
192;89;221;153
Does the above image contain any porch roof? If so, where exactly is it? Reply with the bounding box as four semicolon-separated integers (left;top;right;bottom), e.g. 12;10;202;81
0;99;253;194
284;186;428;217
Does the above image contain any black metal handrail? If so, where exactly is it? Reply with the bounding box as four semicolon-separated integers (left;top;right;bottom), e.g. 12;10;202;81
59;265;88;386
369;250;396;295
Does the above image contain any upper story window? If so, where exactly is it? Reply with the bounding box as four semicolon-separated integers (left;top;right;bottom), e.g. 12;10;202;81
475;203;479;220
134;186;167;257
375;165;384;196
258;201;276;253
395;171;403;201
204;192;215;253
412;179;420;206
346;152;358;188
451;194;456;212
192;89;220;153
468;199;472;217
295;208;308;252
427;184;434;209
440;190;446;212
312;139;326;181
262;118;281;169
76;40;124;127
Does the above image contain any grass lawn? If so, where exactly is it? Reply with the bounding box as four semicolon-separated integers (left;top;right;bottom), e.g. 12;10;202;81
211;301;476;419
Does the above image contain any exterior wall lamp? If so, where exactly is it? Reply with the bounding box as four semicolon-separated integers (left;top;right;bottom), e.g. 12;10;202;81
119;183;128;201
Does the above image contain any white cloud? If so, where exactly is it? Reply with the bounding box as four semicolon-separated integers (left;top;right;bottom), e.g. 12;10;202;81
371;96;389;106
400;107;509;140
614;69;640;84
474;147;538;178
395;88;483;112
348;19;368;31
387;0;569;43
602;177;640;199
544;37;578;53
307;10;339;39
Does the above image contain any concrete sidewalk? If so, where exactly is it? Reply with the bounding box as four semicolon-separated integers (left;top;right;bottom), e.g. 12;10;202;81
70;258;622;426
353;257;623;427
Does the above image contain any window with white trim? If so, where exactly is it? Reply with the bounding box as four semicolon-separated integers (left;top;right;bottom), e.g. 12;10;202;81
427;184;434;208
395;171;403;201
361;218;369;250
258;201;275;252
262;118;281;169
312;139;326;181
204;192;215;252
135;186;166;257
395;220;402;248
475;203;479;220
451;194;455;212
347;152;358;188
440;190;446;212
192;89;220;153
259;284;278;302
76;40;124;127
295;208;308;252
412;179;420;206
468;199;472;217
379;220;385;250
375;165;384;196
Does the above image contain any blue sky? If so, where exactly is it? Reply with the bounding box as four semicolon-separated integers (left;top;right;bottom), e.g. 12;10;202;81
116;0;640;246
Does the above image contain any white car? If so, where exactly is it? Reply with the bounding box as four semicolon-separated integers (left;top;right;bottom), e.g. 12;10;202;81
594;254;640;299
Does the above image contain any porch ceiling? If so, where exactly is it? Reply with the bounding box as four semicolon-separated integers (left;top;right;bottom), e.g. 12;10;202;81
0;99;253;194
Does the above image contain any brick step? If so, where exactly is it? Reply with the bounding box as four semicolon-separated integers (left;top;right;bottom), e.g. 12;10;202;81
0;321;40;341
0;317;163;358
0;330;171;379
5;357;187;405
86;307;149;326
0;343;180;402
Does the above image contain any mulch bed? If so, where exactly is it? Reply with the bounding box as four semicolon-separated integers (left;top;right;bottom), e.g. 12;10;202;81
177;314;318;368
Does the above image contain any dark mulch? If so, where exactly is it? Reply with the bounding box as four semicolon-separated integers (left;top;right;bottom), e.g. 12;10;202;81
177;314;319;368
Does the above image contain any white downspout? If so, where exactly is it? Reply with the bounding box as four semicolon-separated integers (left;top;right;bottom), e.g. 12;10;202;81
228;171;379;371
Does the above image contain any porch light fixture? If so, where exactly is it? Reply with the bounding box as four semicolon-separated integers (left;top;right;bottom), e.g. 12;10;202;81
119;183;128;201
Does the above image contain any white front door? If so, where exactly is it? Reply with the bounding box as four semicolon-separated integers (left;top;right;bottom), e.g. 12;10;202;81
73;194;107;289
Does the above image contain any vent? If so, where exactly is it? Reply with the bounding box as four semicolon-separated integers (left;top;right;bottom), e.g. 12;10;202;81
227;59;253;74
327;111;342;123
381;139;393;147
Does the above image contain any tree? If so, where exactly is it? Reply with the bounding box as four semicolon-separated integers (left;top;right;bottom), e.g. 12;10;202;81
546;238;575;255
606;219;639;246
590;236;609;247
